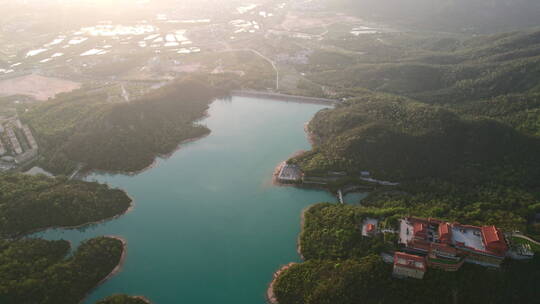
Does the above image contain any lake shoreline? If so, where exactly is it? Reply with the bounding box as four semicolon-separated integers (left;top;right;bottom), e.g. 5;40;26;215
266;204;313;304
304;122;317;146
36;96;334;304
16;193;134;239
266;262;297;304
73;106;213;180
133;296;153;304
231;90;337;105
76;131;211;180
79;236;128;304
297;205;314;260
73;91;330;181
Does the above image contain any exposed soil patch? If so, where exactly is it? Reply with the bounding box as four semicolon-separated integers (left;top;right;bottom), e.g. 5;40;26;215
0;74;81;101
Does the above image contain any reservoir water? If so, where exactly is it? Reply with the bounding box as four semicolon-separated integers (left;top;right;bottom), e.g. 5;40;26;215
35;96;336;304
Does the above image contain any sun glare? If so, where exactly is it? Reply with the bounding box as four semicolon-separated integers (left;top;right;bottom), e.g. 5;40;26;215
63;0;143;6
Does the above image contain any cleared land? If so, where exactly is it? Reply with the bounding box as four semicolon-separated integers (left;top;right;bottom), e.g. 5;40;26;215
280;12;360;31
0;74;81;100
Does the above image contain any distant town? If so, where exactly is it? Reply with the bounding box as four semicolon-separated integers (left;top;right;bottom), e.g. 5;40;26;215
0;112;38;171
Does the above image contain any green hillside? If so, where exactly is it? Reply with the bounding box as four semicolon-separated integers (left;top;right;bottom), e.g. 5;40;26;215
0;173;131;238
275;201;540;304
292;93;540;186
0;237;124;304
276;28;540;304
294;30;540;186
457;93;540;136
95;295;150;304
329;0;540;33
275;253;540;304
308;30;540;104
23;79;223;174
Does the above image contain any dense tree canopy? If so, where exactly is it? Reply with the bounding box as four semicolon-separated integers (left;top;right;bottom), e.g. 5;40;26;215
275;253;540;304
300;203;400;260
23;79;225;174
276;29;540;304
0;237;124;304
292;94;540;187
276;203;540;304
95;295;150;304
290;29;540;236
331;0;540;33
0;173;131;238
309;30;540;104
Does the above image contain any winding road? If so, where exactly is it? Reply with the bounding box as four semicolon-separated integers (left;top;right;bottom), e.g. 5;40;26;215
216;44;280;91
513;233;540;245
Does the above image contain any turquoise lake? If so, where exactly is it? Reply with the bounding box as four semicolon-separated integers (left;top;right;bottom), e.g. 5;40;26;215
35;96;337;304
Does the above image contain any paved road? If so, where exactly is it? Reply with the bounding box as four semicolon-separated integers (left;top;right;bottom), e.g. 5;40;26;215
218;47;279;90
69;163;84;180
513;233;540;245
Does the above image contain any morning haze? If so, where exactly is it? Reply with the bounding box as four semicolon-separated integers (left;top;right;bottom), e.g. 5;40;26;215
1;0;539;304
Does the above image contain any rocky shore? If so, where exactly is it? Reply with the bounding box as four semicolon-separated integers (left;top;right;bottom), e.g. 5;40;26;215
96;236;128;286
134;296;153;304
267;262;297;304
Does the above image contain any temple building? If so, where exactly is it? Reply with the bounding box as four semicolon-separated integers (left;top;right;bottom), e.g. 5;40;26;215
397;217;508;271
393;252;427;279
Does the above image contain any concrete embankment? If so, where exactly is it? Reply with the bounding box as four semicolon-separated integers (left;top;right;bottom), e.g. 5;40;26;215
232;90;337;105
337;189;344;204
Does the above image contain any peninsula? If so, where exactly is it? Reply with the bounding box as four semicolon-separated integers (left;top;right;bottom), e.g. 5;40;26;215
21;78;230;175
0;237;126;304
271;203;540;304
0;173;132;238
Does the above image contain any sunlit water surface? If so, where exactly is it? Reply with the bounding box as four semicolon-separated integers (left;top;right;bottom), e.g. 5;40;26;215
35;96;337;304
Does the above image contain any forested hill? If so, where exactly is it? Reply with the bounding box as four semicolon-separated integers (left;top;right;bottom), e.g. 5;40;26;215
310;30;540;105
275;250;540;304
274;200;540;303
0;173;131;238
23;78;224;175
291;29;540;235
296;30;540;184
0;237;124;304
95;295;150;304
293;93;540;185
329;0;540;33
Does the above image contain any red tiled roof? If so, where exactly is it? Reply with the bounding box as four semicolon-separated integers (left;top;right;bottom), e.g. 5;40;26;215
367;224;375;232
482;226;508;253
405;217;509;258
482;226;501;243
413;222;427;236
438;223;452;243
394;252;426;271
